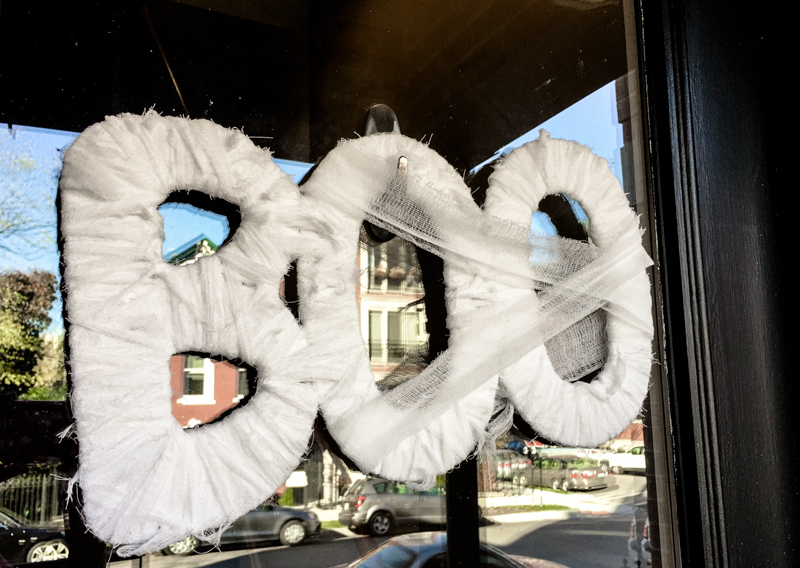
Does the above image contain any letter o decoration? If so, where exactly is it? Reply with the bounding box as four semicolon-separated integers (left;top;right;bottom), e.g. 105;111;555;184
484;132;653;447
298;134;499;485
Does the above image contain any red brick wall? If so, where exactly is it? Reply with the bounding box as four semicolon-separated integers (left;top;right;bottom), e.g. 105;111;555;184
169;355;241;427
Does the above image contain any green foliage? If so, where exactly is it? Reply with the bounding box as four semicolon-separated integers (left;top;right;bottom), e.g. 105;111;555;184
321;520;344;529
18;379;68;402
0;270;57;397
19;332;67;401
278;489;295;507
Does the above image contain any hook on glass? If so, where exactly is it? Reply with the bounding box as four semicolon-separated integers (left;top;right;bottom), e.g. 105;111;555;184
363;105;402;243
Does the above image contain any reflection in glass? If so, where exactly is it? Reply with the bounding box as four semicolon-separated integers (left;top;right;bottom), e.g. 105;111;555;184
0;465;68;564
2;0;667;566
361;236;428;381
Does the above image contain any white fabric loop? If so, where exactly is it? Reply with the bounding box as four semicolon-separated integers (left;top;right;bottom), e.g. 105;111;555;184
484;131;653;446
60;113;319;555
299;134;499;486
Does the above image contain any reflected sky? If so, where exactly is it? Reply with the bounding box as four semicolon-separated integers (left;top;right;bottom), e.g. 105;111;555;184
0;123;312;331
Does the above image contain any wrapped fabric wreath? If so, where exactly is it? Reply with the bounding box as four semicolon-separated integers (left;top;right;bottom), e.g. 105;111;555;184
299;135;499;486
484;132;653;446
60;113;320;555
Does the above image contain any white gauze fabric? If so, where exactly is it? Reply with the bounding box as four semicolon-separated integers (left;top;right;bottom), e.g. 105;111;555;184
484;131;654;446
60;112;320;556
299;133;653;476
299;135;499;486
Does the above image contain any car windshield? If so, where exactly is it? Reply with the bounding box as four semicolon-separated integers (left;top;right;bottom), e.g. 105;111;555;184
345;481;365;496
352;543;418;568
0;511;21;528
0;507;24;527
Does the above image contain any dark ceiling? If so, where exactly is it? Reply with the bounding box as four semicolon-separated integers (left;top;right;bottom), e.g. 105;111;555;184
0;0;626;169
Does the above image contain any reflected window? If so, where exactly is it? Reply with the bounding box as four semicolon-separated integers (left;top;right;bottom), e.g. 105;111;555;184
237;367;249;398
183;355;206;396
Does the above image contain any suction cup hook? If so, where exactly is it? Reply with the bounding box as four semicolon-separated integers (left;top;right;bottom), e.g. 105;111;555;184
363;105;402;243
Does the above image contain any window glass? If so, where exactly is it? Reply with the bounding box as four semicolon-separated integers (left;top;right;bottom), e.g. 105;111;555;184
420;553;448;568
183;372;204;396
345;481;364;497
185;356;204;369
353;542;417;568
0;1;671;567
237;368;249;397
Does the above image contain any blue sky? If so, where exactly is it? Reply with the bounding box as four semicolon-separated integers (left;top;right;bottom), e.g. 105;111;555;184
469;82;623;237
160;158;313;258
0;124;312;331
1;81;622;331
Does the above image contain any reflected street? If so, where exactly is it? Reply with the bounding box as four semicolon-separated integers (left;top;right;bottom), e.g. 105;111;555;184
109;475;648;568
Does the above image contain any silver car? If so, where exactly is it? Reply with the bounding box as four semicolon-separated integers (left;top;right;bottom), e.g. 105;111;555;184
162;503;320;555
338;478;446;536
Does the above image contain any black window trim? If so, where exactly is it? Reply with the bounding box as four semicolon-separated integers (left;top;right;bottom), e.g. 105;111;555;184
639;1;794;566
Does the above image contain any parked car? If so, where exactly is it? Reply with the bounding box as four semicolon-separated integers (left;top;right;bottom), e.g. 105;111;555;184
0;507;68;563
163;502;320;555
600;445;646;474
330;532;571;568
495;450;530;481
515;455;613;491
339;477;446;536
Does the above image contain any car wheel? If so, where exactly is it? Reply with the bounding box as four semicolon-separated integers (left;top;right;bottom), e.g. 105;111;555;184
27;540;69;562
560;479;570;492
280;520;307;546
163;535;199;556
552;478;560;491
600;460;610;473
368;511;392;536
612;465;622;474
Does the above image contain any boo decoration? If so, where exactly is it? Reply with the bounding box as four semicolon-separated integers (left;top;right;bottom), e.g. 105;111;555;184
59;112;652;555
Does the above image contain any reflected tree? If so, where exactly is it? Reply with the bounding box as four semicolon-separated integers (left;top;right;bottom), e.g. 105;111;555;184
0;130;59;257
0;270;57;398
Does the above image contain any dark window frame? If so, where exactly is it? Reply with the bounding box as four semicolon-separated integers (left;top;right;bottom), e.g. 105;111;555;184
639;1;794;566
0;1;793;566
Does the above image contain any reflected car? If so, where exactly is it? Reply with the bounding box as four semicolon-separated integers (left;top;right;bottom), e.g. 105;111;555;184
163;503;320;555
330;532;571;568
339;478;446;536
0;507;68;563
495;451;530;481
516;455;613;491
600;445;646;474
